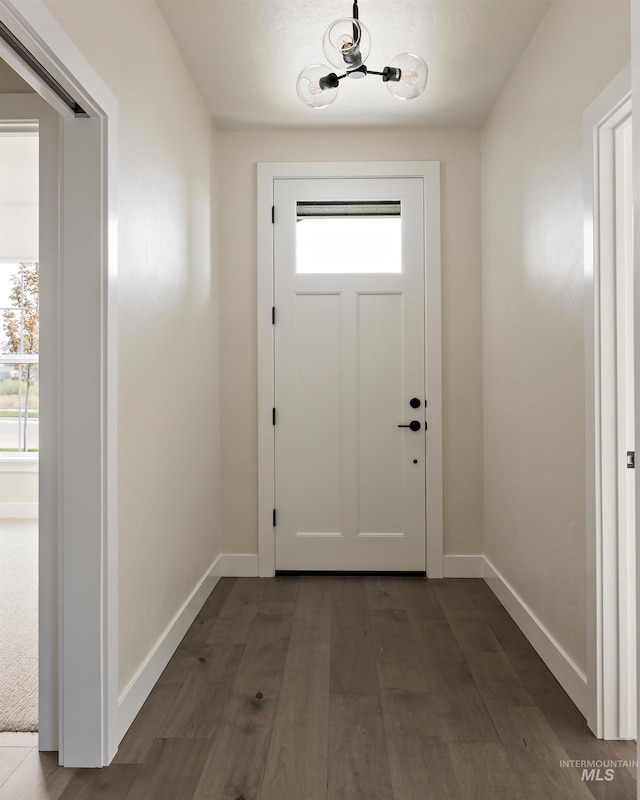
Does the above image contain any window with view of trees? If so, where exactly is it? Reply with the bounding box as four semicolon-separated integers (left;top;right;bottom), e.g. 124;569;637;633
0;261;39;454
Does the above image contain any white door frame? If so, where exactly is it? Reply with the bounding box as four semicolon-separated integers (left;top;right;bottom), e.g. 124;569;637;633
584;64;635;739
0;0;118;766
257;161;443;578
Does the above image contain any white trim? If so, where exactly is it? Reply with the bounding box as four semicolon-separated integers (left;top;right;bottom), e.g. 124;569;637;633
443;554;485;578
257;161;443;579
0;456;38;472
0;354;39;364
117;561;220;743
632;3;640;785
0;733;38;747
483;556;589;718
0;1;119;766
584;65;634;740
0;502;37;518
213;553;260;578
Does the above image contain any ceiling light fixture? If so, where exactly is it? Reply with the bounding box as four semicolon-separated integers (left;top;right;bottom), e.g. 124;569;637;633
297;0;428;109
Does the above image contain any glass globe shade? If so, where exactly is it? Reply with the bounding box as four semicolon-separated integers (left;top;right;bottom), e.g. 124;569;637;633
296;64;339;108
322;18;371;70
385;53;428;100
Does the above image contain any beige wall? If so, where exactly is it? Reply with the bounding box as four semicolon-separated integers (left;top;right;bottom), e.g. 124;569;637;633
43;0;222;692
217;129;483;558
481;0;630;672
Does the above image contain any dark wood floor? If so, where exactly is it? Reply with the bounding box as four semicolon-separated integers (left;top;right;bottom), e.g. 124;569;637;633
0;577;636;799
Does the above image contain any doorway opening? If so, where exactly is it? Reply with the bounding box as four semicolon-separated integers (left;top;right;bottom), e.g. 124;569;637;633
585;66;636;741
0;126;39;740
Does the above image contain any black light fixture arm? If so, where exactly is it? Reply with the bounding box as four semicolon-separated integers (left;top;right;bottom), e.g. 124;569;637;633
318;64;402;91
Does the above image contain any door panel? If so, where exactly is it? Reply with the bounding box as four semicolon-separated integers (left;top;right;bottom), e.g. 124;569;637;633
358;292;404;534
294;292;342;534
274;177;426;572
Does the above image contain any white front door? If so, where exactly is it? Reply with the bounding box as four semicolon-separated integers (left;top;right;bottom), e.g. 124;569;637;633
273;177;426;572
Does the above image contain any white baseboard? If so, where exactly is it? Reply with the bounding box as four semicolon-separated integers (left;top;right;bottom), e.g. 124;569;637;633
213;553;259;577
117;552;260;744
117;558;220;742
443;554;485;577
0;502;38;519
482;556;588;717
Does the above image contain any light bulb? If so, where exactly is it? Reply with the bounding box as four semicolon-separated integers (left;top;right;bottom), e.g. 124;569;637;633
384;53;428;100
296;64;339;108
322;18;371;70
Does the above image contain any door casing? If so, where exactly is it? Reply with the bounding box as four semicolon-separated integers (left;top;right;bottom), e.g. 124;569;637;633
0;0;118;766
257;161;443;578
584;64;636;740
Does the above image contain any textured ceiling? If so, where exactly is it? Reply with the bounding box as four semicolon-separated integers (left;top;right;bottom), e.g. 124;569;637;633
156;0;553;130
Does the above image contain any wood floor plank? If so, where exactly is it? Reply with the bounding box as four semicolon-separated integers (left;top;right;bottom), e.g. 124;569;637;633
158;644;244;739
366;577;404;610
489;705;594;799
58;764;140;800
193;676;281;800
432;681;501;743
380;689;461;800
261;576;300;604
114;683;182;764
370;608;429;693
463;578;502;609
408;620;509;741
175;615;215;656
0;751;76;800
609;739;638;780
330;579;379;695
174;580;236;656
0;748;30;789
517;667;638;798
448;741;527;799
125;739;211;800
260;584;331;800
464;650;536;708
399;578;446;622
156;651;196;687
206;578;267;645
235;604;294;679
433;579;503;651
198;578;236;619
478;604;545;670
432;579;479;612
327;694;393;800
445;608;503;652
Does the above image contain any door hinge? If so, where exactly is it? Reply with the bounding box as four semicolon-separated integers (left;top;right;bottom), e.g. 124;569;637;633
272;205;275;224
627;451;635;469
272;407;276;426
272;306;276;324
273;508;277;527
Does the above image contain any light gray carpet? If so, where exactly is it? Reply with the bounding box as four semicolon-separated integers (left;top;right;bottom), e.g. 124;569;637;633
0;519;38;732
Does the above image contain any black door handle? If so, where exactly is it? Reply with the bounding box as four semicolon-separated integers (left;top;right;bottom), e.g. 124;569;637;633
398;420;421;432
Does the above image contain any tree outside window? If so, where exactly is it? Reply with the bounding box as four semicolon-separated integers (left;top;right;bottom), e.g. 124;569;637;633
0;262;39;453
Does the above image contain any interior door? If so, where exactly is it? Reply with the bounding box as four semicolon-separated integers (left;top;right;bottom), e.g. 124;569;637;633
273;177;426;572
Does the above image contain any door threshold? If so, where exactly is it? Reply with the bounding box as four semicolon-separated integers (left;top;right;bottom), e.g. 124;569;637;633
275;570;427;577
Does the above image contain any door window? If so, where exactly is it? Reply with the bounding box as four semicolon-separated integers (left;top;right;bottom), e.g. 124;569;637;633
295;200;402;274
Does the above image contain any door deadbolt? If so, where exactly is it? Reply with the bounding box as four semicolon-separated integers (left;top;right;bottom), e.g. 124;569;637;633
410;397;421;409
